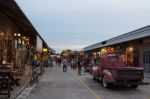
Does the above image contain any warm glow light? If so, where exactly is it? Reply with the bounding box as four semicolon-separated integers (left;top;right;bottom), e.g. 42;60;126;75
18;33;21;36
100;48;107;55
22;40;25;45
1;32;4;35
22;37;29;41
128;47;133;52
79;52;84;56
25;38;29;41
14;33;17;36
63;53;68;56
42;48;48;52
93;52;96;55
111;48;114;51
101;48;107;53
107;47;115;54
22;37;26;39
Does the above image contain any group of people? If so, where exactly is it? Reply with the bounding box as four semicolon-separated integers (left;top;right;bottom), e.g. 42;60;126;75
61;57;88;75
49;56;92;75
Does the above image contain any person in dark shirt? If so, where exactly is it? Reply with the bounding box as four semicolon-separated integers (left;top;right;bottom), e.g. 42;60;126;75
77;59;82;75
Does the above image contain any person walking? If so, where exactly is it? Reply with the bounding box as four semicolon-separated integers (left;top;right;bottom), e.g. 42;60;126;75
77;58;82;75
62;58;68;72
57;58;61;67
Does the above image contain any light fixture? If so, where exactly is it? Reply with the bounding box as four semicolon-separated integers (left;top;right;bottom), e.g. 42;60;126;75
18;33;21;36
43;48;48;52
128;47;133;52
22;40;25;45
25;38;29;41
22;37;26;39
1;32;4;36
14;33;17;36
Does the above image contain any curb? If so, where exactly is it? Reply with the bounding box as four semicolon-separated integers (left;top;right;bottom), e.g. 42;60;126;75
11;76;31;99
15;84;36;99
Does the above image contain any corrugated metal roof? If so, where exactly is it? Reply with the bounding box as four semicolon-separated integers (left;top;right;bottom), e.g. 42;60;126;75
83;25;150;51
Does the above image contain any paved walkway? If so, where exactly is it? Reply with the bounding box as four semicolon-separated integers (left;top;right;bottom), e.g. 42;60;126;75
16;65;150;99
144;72;150;83
0;72;31;99
26;66;98;99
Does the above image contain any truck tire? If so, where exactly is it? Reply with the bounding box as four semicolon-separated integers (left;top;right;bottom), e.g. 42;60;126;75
130;85;138;89
92;73;96;80
102;75;111;88
93;76;96;80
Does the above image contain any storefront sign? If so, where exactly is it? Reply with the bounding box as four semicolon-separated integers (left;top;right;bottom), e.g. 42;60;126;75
42;48;48;52
36;36;43;52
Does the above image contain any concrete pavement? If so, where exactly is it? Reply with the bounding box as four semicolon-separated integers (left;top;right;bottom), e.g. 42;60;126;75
26;66;100;99
144;72;150;84
16;64;150;99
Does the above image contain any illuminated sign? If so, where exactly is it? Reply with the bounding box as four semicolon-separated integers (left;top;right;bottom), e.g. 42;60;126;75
37;36;43;52
42;48;48;52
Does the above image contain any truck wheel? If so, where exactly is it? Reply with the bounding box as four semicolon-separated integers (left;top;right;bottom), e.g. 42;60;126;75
102;75;110;88
92;73;96;80
130;85;138;89
93;76;96;80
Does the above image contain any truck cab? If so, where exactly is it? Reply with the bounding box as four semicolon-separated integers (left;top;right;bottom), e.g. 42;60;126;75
92;54;144;88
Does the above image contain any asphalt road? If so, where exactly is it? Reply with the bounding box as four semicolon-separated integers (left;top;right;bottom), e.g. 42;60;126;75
26;65;150;99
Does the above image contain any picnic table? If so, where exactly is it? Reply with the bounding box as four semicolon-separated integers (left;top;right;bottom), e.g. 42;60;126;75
0;68;20;97
0;68;20;86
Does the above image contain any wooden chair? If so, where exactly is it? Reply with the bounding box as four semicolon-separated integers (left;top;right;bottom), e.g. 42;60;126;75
0;77;10;98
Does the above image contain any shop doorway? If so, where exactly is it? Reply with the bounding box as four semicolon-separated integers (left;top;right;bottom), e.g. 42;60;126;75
126;47;134;67
143;49;150;72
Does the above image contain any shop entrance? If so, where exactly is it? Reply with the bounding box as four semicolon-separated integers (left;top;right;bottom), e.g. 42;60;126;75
143;49;150;72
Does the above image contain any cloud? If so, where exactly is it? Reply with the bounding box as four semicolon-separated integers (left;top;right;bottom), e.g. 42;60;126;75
50;44;88;53
16;0;150;13
51;44;87;49
16;0;150;53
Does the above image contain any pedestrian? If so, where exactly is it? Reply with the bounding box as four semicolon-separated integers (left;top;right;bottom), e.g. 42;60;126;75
83;59;87;72
62;58;68;72
77;58;82;75
71;59;76;69
57;58;61;67
48;57;53;67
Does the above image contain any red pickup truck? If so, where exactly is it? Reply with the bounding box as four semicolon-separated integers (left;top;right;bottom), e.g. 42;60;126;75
92;54;144;88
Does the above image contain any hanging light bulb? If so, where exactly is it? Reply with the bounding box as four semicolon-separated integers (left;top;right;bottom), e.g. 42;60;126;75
1;32;4;36
18;33;21;36
14;33;17;36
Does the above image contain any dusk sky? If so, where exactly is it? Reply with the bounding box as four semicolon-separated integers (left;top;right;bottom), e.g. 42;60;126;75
16;0;150;53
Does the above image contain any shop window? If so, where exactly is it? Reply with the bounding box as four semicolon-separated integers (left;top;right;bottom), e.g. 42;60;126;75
0;31;5;66
126;47;134;66
143;50;150;72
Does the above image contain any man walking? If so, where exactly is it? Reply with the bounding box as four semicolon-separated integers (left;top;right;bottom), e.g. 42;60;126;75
62;58;68;72
77;58;82;75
